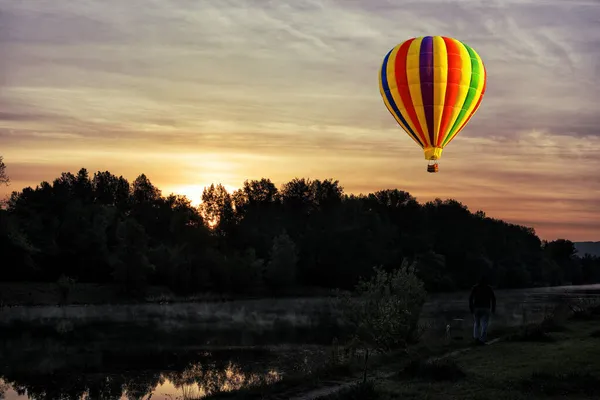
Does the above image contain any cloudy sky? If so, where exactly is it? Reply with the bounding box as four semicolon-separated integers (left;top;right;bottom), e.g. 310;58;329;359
1;0;599;241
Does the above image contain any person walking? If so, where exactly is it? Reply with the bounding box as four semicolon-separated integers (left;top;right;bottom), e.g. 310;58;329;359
469;276;496;344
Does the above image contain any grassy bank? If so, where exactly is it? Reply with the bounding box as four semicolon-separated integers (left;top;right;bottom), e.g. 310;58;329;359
373;319;600;399
319;305;600;400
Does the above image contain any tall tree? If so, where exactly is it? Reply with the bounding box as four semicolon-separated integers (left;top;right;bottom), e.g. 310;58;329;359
200;183;235;237
0;155;9;186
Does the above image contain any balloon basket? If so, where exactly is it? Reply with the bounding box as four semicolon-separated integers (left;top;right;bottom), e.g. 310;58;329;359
427;162;439;173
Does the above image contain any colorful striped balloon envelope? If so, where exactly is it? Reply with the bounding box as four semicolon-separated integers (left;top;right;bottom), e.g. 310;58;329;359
379;36;487;173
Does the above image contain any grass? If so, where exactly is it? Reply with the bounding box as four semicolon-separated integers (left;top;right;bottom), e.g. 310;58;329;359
371;317;600;399
398;358;467;382
519;371;600;397
505;322;557;343
315;381;380;399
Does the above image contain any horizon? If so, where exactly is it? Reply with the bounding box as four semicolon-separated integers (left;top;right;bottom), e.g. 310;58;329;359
2;166;597;244
1;0;599;242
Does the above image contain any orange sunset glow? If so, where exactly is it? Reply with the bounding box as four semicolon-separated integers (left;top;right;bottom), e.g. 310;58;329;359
1;0;599;241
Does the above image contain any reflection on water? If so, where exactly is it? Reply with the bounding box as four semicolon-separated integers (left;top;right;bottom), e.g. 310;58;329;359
163;362;281;399
0;350;283;400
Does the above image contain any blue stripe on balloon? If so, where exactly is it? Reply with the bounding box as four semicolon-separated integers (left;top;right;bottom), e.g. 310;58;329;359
380;48;421;145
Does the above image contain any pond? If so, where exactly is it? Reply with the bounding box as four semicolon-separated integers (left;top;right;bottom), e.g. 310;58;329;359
1;284;598;400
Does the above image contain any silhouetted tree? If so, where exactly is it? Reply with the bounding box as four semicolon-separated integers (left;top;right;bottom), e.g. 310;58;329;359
544;239;582;284
111;218;155;295
0;155;9;186
265;232;298;292
201;183;235;238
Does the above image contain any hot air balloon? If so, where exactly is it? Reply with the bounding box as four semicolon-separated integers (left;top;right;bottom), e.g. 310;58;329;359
379;36;487;173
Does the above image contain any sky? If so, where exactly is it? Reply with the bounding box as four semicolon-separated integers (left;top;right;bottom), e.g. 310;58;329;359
0;0;599;241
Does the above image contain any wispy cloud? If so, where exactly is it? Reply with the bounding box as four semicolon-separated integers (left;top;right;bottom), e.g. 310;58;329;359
0;0;599;240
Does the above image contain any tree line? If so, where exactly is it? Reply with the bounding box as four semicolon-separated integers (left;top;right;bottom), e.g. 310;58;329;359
0;162;598;297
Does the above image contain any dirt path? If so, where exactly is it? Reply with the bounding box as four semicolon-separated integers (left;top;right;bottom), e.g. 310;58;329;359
285;338;504;400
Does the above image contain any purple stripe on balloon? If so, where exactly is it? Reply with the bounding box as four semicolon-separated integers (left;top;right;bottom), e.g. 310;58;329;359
419;36;434;146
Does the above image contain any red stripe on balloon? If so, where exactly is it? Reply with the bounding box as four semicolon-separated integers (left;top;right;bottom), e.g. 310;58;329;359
394;38;428;145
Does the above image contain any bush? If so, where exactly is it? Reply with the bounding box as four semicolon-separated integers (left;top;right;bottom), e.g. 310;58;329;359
564;296;600;320
337;261;427;354
508;304;571;343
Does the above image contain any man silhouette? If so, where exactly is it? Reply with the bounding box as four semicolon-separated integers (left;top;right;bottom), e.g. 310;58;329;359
469;276;496;344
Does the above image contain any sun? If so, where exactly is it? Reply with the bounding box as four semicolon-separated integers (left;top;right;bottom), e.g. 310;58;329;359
169;184;239;206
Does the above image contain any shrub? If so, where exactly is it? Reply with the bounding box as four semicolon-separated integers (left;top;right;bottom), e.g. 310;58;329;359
564;296;600;321
337;260;427;354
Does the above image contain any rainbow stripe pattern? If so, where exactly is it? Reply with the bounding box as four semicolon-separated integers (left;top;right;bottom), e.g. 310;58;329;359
379;36;487;160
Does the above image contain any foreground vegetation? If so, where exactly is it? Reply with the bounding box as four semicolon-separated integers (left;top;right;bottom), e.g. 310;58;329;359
1;159;599;302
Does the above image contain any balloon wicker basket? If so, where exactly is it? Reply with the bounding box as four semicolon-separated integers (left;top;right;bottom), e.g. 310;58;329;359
427;162;439;173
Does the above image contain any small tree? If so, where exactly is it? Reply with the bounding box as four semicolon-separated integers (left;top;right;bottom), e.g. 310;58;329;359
338;260;427;355
337;260;427;382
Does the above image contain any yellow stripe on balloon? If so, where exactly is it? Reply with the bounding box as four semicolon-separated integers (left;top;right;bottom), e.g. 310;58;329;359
440;38;471;145
405;37;432;148
432;36;448;147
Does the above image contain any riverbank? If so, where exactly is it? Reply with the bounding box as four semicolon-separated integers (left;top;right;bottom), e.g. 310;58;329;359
203;303;600;400
0;282;334;306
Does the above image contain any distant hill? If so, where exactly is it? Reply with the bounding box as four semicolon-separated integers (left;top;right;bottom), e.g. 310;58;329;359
575;242;600;257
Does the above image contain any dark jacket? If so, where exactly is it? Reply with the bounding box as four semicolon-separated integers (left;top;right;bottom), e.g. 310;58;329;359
469;283;496;313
